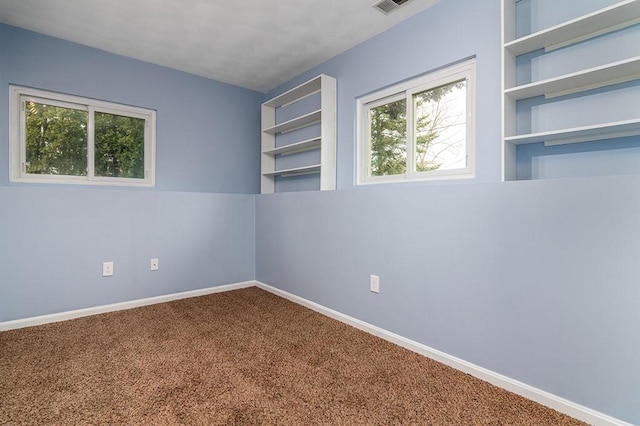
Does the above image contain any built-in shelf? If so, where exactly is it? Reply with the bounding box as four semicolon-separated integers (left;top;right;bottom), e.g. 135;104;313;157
505;118;640;146
505;56;640;99
505;0;640;55
262;164;321;178
502;0;640;180
263;76;322;108
262;109;321;135
263;137;321;156
261;74;336;193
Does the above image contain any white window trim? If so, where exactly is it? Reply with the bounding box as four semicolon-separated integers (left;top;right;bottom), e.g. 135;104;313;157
356;59;476;185
9;85;156;187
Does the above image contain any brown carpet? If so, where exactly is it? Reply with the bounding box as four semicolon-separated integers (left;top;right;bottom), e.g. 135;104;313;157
1;287;585;425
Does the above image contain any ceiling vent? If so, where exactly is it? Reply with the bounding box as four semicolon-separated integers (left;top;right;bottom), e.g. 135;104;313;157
373;0;412;14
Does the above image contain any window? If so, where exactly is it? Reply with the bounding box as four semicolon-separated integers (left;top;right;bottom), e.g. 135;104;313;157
357;59;476;184
10;86;156;186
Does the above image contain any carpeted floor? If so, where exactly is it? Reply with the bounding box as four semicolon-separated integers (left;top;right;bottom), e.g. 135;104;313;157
1;287;585;425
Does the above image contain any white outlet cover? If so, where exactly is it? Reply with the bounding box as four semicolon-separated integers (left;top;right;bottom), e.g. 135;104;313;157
150;258;159;271
370;274;380;293
102;261;114;277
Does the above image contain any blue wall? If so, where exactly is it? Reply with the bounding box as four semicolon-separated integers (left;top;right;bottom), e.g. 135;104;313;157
256;176;640;424
0;24;260;321
0;187;255;321
0;24;263;193
257;0;640;423
265;0;502;189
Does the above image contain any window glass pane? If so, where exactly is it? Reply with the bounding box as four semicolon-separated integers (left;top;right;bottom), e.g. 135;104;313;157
369;98;407;176
94;112;145;179
413;79;467;172
25;101;88;176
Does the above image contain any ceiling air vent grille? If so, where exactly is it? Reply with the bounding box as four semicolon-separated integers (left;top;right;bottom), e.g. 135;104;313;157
373;0;412;14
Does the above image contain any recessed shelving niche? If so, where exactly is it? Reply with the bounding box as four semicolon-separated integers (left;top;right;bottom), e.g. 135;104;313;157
261;75;337;193
501;0;640;180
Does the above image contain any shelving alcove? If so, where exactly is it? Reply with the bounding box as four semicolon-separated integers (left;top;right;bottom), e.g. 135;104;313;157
501;0;640;180
261;74;337;193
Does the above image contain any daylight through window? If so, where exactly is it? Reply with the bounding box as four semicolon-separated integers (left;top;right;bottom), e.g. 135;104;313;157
10;86;156;186
358;59;475;184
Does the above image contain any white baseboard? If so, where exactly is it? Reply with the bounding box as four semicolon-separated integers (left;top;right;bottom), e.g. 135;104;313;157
255;281;631;426
0;281;255;332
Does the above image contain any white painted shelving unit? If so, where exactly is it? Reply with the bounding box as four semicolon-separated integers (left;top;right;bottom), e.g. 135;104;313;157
261;74;337;193
501;0;640;180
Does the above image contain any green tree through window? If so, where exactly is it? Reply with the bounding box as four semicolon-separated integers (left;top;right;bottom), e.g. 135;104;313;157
95;112;145;178
360;59;475;183
25;102;88;175
369;98;407;176
368;81;466;177
12;85;156;186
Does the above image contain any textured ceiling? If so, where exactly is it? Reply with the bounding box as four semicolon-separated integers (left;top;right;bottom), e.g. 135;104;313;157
0;0;440;92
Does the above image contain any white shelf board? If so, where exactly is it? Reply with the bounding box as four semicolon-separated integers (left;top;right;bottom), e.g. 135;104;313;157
262;164;321;178
263;75;322;108
263;137;321;156
505;0;640;55
504;118;640;145
262;109;321;135
504;56;640;100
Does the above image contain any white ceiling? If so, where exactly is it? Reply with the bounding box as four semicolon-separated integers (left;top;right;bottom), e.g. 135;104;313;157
0;0;440;93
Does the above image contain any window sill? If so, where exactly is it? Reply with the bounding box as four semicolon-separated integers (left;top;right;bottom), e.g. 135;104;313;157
10;176;155;188
357;171;475;186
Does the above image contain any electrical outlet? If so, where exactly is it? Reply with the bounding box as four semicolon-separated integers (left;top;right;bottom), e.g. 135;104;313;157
102;261;114;277
370;274;380;293
150;258;159;271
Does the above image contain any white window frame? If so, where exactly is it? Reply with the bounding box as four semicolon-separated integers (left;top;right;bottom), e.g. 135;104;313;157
9;85;156;187
357;59;476;185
